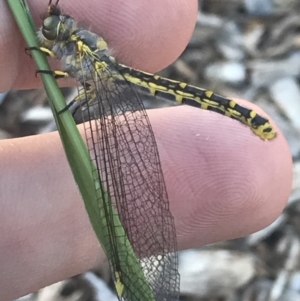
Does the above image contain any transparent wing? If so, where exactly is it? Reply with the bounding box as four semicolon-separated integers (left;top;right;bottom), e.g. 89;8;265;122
76;55;180;301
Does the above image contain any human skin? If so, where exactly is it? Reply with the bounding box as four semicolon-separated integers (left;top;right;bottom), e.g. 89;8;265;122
0;0;293;300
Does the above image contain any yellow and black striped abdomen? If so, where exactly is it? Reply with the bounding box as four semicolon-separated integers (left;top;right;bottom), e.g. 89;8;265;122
117;65;276;140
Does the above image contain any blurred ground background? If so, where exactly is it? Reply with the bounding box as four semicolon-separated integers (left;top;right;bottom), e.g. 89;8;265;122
3;0;300;300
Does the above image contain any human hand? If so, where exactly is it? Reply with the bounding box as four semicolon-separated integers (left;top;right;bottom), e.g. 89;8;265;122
0;0;292;300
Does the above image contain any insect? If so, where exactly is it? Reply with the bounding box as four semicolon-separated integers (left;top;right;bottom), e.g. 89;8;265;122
27;1;276;300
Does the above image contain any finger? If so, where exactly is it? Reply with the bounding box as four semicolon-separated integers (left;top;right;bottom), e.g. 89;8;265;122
0;104;292;300
155;104;292;247
1;0;198;90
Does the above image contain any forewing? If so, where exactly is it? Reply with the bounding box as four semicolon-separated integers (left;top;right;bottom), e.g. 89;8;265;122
76;55;180;301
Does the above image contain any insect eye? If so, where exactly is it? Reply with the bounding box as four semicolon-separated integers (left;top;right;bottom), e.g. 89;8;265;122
42;16;60;40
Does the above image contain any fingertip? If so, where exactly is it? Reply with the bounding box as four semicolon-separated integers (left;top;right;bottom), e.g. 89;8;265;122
225;99;293;232
148;104;292;248
88;0;198;72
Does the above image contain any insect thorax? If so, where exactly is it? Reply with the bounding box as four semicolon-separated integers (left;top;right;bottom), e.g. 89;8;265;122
39;18;113;82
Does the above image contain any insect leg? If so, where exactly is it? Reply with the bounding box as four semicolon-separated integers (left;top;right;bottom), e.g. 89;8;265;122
59;82;96;116
26;46;62;78
25;46;57;58
36;69;70;79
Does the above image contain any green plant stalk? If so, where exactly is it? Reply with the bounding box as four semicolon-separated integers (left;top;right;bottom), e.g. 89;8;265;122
7;1;155;300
